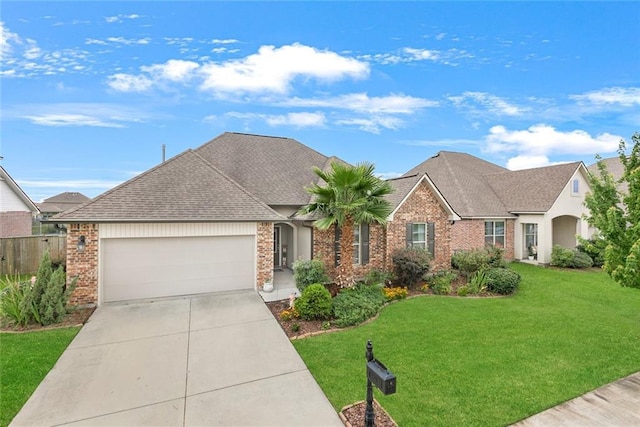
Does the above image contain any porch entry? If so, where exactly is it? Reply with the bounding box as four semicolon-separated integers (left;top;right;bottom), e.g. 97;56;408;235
524;223;538;260
273;224;291;269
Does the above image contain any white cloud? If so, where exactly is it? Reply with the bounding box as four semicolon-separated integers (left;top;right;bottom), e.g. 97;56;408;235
403;47;439;61
281;93;437;114
1;21;21;60
105;14;142;23
85;38;108;45
485;125;622;167
141;59;199;82
24;114;125;128
336;116;404;134
359;47;473;66
199;43;369;94
449;92;526;116
570;87;640;107
211;38;239;44
378;171;403;180
106;37;151;45
107;73;153;92
224;111;326;128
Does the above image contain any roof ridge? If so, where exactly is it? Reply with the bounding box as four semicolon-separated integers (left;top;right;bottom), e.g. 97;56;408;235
190;151;285;220
0;166;39;212
387;173;419;182
55;150;195;219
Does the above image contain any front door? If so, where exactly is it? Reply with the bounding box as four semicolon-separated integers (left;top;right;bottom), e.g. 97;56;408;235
273;226;281;267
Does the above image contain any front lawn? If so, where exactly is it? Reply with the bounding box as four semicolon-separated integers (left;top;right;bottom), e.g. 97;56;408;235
0;327;80;427
293;264;640;426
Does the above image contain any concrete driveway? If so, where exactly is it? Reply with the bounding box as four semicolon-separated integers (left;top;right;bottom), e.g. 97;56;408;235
11;290;342;427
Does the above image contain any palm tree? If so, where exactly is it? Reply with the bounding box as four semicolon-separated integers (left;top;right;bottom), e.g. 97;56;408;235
299;161;394;287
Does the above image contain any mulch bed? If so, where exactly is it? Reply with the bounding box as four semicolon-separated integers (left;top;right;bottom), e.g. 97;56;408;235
340;400;397;427
0;306;95;333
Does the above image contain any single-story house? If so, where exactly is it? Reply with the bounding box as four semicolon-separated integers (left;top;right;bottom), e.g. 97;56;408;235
54;133;592;306
405;151;593;264
0;166;39;237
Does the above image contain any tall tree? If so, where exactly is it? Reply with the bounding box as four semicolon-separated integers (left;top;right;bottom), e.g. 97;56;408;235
299;161;393;287
584;132;640;289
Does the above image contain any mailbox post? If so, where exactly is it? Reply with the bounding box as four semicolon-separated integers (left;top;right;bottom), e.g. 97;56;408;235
365;340;396;427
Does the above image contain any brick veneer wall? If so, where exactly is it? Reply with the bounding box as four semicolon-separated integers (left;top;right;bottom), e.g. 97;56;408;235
385;180;452;271
450;218;515;260
67;223;99;305
0;211;33;237
256;222;274;289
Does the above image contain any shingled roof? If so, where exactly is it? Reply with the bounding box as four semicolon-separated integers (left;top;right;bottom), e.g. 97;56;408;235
195;132;343;206
53;150;284;222
403;151;510;217
386;173;460;220
588;156;628;193
485;162;583;213
37;192;90;214
404;151;585;217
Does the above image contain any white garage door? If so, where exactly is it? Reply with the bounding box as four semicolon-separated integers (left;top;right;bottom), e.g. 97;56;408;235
102;235;255;302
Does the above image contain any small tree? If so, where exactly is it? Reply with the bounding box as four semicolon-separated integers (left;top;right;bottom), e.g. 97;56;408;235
585;132;640;289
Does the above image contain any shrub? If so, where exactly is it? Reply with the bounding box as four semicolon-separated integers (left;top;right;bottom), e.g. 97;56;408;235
486;268;521;295
383;286;408;301
294;284;333;320
427;271;457;295
551;245;594;269
0;275;33;327
451;248;491;279
291;323;300;333
572;251;594;268
392;247;431;288
332;284;386;327
467;269;488;295
486;245;508;268
363;269;393;286
577;235;606;267
457;285;470;297
293;259;330;293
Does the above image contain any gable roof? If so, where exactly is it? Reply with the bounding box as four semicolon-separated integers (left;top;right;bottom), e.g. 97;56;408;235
387;173;460;221
0;166;39;213
485;162;583;213
588;156;628;193
195;132;344;206
403;151;510;217
37;192;90;214
53;150;285;222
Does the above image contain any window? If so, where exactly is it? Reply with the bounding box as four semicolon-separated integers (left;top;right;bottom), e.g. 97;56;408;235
485;221;505;247
406;222;435;255
353;225;361;264
524;223;538;258
571;179;580;196
336;223;369;266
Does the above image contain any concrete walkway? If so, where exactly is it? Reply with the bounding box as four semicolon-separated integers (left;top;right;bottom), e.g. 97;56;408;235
11;290;342;427
512;371;640;426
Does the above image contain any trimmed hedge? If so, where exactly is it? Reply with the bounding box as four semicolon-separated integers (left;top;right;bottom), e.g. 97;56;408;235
295;284;333;320
486;268;521;295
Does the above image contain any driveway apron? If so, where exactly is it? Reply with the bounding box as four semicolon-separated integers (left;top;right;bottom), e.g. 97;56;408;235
10;290;342;427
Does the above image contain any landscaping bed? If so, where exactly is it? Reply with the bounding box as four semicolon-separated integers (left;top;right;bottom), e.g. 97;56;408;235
1;306;94;333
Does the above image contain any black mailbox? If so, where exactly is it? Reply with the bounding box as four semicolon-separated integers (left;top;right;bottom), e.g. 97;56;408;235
367;359;396;395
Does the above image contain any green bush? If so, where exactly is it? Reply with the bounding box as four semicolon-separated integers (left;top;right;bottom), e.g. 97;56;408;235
468;269;488;294
294;284;333;320
0;276;33;327
293;259;330;293
551;245;594;269
486;268;521;295
451;248;491;279
332;284;386;327
486;245;508;268
427;271;457;295
457;285;470;297
392;247;431;288
576;236;606;267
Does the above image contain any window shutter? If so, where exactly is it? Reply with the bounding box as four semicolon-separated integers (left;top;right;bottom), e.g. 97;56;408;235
406;223;413;248
361;223;370;265
334;225;341;267
427;222;435;257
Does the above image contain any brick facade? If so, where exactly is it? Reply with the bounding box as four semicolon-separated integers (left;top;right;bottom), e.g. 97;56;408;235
256;222;274;289
66;223;99;306
0;211;33;237
450;218;515;260
386;180;452;271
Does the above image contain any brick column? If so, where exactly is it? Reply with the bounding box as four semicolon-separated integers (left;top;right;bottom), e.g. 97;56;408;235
256;222;274;289
66;223;99;305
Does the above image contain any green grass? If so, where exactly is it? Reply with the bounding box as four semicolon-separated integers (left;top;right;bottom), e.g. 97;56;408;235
293;264;640;426
0;327;80;427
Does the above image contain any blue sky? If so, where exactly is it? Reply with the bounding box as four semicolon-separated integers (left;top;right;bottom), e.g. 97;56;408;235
1;1;639;202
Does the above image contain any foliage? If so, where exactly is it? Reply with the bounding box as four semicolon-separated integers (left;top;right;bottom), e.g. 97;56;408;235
383;286;408;301
576;234;606;267
293;263;640;427
291;323;300;333
332;283;387;327
584;132;640;288
1;328;81;427
551;245;594;269
363;269;393;286
467;269;488;295
391;247;431;288
293;259;330;293
279;307;300;321
456;285;470;296
452;246;507;280
298;162;394;287
485;268;521;295
294;284;333;320
0;276;33;327
426;270;457;295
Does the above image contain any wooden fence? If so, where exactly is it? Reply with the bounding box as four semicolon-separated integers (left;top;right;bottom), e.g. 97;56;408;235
0;235;67;276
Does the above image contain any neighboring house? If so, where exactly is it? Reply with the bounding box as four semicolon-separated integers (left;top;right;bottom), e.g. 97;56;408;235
0;166;39;237
404;151;593;265
588;156;627;193
54;133;593;306
36;192;90;234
